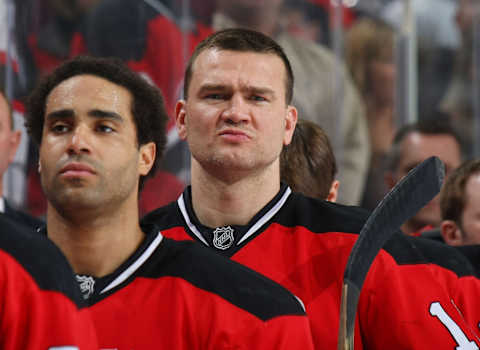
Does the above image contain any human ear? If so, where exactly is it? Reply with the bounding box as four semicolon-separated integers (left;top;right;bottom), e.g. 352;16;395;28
138;142;156;176
440;220;463;246
283;105;298;146
175;100;188;141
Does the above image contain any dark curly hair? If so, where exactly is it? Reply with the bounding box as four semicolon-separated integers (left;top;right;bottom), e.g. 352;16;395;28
25;55;168;191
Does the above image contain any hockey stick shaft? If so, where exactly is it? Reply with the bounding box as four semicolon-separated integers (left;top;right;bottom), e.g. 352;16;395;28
337;156;445;350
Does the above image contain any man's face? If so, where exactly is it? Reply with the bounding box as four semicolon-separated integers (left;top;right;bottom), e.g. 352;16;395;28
391;132;462;229
0;94;20;183
176;49;296;177
459;173;480;245
39;74;153;215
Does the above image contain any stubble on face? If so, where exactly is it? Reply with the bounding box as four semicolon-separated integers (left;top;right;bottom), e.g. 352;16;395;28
183;49;291;178
39;75;142;219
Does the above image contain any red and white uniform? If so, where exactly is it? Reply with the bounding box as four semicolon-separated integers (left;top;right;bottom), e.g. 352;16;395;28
40;223;314;350
143;185;480;349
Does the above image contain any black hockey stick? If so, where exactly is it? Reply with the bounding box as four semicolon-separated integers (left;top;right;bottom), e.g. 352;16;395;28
337;156;445;350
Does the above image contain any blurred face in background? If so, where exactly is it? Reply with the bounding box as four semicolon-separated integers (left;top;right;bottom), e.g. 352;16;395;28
389;132;462;231
456;0;476;38
0;93;20;189
368;59;396;106
457;173;480;245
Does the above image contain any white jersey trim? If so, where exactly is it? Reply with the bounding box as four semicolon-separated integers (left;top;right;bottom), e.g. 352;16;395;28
237;187;292;245
100;232;164;294
177;193;210;246
177;187;292;247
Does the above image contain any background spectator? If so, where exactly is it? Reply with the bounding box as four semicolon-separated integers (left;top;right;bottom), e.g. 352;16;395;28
0;89;42;230
440;158;480;246
280;119;339;201
345;17;396;209
384;116;463;235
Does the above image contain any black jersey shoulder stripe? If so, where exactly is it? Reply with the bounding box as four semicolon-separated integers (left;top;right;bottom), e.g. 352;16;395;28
142;201;184;231
139;237;307;321
0;215;85;308
454;245;480;277
143;191;477;279
100;231;164;295
277;193;477;278
276;191;370;234
387;234;478;278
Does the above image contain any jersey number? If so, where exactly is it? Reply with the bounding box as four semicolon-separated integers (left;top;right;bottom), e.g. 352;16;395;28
430;302;479;350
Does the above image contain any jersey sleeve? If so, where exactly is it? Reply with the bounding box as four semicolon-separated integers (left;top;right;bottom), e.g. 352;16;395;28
358;235;480;349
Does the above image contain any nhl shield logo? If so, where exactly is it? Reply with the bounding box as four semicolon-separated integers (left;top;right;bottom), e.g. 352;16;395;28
212;226;235;250
76;275;95;300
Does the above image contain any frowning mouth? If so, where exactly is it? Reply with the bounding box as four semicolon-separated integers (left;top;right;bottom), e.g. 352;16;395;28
59;162;97;177
218;129;251;142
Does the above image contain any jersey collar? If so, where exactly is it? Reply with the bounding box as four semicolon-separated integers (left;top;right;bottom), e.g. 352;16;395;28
177;184;292;255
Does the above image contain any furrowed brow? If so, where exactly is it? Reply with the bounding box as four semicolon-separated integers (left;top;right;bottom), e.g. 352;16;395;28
198;84;230;94
245;86;275;97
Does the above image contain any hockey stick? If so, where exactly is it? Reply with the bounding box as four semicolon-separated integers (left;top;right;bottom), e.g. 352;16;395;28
337;156;445;350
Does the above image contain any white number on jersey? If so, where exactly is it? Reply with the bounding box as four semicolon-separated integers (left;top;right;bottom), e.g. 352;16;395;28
430;302;479;350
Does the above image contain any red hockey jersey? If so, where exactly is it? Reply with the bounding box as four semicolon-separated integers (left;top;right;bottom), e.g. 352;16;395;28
143;185;480;349
0;215;97;350
63;223;314;350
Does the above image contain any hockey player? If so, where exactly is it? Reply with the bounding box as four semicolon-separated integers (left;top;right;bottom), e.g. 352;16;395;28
0;214;97;349
24;55;314;349
143;28;480;349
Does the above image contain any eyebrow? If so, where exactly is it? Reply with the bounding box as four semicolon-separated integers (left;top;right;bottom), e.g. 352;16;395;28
198;84;276;97
46;109;124;122
197;84;230;94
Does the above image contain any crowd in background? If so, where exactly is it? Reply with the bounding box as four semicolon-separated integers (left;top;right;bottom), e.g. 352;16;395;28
1;0;479;244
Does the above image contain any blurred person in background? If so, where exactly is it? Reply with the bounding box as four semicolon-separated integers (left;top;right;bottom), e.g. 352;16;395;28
440;159;480;246
441;0;479;158
280;119;339;201
384;116;463;235
212;0;370;206
381;0;459;118
345;17;396;210
0;89;42;230
281;0;330;45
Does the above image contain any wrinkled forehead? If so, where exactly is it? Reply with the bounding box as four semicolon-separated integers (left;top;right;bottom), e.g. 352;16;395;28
191;49;288;93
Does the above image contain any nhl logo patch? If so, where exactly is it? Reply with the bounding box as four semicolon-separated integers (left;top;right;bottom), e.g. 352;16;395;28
76;274;95;300
212;226;235;250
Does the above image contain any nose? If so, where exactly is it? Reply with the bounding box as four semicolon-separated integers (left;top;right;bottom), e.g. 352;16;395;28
221;94;250;124
67;124;92;156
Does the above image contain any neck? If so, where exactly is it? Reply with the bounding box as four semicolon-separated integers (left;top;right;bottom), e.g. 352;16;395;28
190;159;281;227
46;199;144;277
